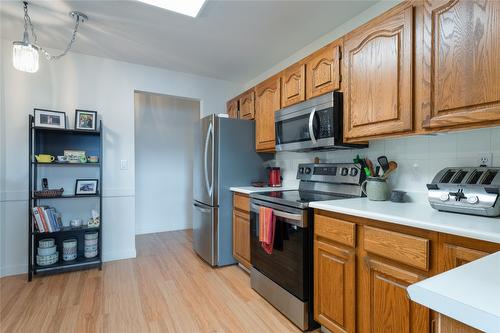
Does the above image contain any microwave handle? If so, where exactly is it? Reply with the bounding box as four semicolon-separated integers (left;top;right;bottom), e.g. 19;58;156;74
308;107;317;144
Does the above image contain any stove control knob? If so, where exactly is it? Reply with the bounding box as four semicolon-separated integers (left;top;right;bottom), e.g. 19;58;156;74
299;167;304;174
440;193;449;202
467;196;479;204
305;167;311;174
349;168;358;177
341;168;349;176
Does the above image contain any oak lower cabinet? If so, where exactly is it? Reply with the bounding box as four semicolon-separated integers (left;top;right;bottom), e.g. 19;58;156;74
232;193;251;268
255;75;281;152
420;0;500;130
343;3;414;141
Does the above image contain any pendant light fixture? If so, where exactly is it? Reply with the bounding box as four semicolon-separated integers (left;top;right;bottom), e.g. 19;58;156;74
12;1;88;73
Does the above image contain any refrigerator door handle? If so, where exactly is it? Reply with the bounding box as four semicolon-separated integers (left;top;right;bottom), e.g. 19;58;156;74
193;202;211;213
204;122;214;198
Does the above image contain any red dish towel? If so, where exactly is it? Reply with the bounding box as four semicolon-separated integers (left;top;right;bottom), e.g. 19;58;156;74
259;207;275;255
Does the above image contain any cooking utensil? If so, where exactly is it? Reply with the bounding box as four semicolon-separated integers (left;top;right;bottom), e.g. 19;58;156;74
382;161;398;179
365;158;375;177
377;156;390;172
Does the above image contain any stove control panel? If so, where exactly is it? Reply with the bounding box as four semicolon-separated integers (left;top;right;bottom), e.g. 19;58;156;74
297;163;364;184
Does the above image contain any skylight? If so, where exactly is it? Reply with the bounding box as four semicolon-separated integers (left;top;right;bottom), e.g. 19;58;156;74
137;0;206;17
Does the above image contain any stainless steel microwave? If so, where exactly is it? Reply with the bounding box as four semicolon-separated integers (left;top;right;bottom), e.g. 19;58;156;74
275;91;366;151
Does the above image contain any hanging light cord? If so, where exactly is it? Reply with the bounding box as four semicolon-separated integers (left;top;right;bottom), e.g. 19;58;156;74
22;1;86;61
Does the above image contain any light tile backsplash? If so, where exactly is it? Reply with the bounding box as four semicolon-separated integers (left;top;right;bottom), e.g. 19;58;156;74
269;126;500;192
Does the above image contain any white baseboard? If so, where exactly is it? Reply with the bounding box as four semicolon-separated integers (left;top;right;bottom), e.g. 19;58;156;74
0;249;137;278
135;224;192;235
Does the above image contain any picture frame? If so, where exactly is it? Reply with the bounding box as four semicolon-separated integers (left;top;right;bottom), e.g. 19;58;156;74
75;109;98;131
34;109;66;129
75;179;98;195
64;150;86;163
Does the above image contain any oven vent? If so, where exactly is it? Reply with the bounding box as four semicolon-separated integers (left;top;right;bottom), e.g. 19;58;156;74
440;169;456;183
451;170;468;184
467;170;484;184
481;170;498;185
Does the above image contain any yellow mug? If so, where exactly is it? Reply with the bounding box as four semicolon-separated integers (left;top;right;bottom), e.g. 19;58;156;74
35;154;55;163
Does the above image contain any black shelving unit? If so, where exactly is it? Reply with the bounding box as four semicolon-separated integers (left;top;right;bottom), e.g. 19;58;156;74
28;115;103;281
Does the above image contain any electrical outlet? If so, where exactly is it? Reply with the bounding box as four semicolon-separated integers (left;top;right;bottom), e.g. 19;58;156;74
478;153;492;167
120;159;128;170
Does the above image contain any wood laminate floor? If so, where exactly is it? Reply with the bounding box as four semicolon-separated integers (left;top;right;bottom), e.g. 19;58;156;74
0;230;304;333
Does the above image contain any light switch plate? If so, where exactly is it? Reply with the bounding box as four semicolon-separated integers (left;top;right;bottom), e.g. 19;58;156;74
120;159;128;170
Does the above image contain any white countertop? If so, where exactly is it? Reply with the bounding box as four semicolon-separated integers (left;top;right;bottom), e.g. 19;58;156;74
309;196;500;244
230;185;297;195
408;251;500;332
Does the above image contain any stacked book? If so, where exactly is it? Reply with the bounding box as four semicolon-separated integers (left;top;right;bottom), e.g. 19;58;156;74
32;206;62;233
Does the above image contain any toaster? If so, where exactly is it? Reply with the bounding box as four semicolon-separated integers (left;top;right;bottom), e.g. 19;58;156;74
427;167;500;217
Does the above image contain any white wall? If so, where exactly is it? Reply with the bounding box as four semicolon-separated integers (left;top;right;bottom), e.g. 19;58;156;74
272;128;500;192
134;92;199;235
0;38;241;277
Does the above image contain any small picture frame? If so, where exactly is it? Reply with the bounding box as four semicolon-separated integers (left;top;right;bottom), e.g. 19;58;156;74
75;179;98;195
75;109;98;131
34;109;66;129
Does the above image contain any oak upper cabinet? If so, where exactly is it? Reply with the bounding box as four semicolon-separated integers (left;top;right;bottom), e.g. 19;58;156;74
255;75;281;152
281;62;306;107
306;40;342;99
227;98;238;119
358;225;431;333
314;215;356;333
232;193;251;268
239;89;255;120
343;4;414;141
420;0;500;129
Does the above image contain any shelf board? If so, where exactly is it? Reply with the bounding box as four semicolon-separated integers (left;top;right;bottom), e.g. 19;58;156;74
34;257;101;273
33;162;100;167
32;193;100;200
32;126;100;136
33;225;100;235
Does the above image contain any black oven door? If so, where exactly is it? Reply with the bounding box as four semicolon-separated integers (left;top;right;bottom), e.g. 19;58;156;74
249;199;310;301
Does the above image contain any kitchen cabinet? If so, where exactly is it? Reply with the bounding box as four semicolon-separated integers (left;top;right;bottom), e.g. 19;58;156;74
343;3;414;141
436;314;482;333
281;62;305;108
239;89;255;120
255;75;281;152
314;215;356;333
305;40;342;100
420;0;500;130
232;193;251;268
227;98;238;119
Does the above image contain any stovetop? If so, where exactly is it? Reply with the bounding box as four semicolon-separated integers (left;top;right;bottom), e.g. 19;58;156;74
251;190;353;209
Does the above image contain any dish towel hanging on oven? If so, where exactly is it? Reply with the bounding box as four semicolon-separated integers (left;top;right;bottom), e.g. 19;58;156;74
259;207;275;255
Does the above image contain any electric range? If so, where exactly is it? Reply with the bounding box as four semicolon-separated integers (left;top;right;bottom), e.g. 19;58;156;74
249;162;365;331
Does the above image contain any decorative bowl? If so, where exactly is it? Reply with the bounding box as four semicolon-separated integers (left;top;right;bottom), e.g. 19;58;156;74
84;250;98;258
38;245;56;256
63;239;77;248
63;253;77;261
84;238;98;246
36;252;58;266
39;238;55;248
84;232;98;240
84;244;98;252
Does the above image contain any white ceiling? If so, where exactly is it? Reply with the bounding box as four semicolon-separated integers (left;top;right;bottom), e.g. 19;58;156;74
0;0;378;83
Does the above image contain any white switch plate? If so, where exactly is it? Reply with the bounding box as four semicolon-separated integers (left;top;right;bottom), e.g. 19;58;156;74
120;159;128;170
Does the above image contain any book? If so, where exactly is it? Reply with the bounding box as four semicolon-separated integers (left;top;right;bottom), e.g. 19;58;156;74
32;208;44;232
37;207;50;232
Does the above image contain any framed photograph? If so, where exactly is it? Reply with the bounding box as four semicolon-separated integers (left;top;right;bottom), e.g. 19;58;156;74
75;179;98;195
75;110;97;131
34;109;66;129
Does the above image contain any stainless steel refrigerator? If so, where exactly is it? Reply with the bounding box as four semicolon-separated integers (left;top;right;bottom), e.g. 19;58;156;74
193;114;268;266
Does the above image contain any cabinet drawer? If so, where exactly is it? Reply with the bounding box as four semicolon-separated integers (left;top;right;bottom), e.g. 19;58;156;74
233;193;250;212
315;214;355;248
363;226;429;271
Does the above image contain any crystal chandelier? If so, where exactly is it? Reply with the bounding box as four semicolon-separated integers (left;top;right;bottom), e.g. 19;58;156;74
12;1;88;73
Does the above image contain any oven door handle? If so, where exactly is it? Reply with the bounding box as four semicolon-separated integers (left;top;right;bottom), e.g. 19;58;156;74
250;203;306;228
308;107;317;144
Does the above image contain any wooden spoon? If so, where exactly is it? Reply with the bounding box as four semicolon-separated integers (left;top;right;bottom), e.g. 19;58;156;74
382;161;398;179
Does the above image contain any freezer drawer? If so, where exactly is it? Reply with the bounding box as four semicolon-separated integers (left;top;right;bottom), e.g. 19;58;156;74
192;201;217;266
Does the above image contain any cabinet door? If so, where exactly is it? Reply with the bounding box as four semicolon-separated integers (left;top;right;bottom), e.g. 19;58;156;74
233;209;251;268
239;90;255;120
359;257;430;333
255;75;281;152
343;5;413;141
314;239;355;333
421;0;500;129
227;98;238;119
281;62;305;107
306;41;342;99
